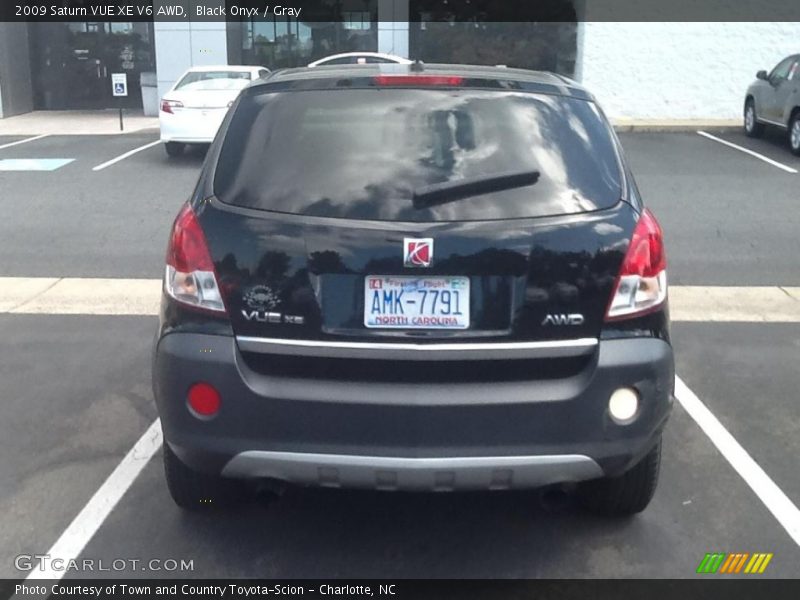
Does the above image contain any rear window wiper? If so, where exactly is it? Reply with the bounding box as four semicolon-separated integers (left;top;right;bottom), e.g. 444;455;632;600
412;170;540;209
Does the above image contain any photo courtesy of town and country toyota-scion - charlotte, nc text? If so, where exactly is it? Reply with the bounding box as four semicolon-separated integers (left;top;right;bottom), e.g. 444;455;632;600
14;583;390;597
13;3;303;18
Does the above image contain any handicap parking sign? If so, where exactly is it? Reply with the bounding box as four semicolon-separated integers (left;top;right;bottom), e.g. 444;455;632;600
111;73;128;97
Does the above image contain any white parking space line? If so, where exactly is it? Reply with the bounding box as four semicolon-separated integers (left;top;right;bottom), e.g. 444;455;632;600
675;376;800;547
92;140;161;172
24;419;163;581
3;279;800;321
697;130;798;174
0;134;49;151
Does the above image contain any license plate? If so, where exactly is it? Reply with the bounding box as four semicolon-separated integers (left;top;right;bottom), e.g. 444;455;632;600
364;276;470;329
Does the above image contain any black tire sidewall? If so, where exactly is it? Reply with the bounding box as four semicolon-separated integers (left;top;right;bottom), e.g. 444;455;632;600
164;142;185;157
744;101;759;136
790;115;800;155
579;437;662;516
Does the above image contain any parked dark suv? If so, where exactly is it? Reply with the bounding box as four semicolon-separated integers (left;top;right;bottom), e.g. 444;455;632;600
153;64;674;516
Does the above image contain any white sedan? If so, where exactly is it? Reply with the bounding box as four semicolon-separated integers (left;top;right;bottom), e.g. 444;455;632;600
307;52;411;67
160;65;269;157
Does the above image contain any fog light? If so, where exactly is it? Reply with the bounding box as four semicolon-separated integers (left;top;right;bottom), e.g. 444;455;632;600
608;387;639;424
187;382;220;417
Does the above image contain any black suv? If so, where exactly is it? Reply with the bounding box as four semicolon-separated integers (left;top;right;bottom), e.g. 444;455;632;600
153;64;673;516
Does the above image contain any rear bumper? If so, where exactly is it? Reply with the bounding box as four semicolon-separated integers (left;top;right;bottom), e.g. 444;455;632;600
153;333;674;491
159;110;225;144
222;451;603;491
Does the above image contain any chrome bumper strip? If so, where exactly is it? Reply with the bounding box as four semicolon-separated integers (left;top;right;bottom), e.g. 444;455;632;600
235;336;598;361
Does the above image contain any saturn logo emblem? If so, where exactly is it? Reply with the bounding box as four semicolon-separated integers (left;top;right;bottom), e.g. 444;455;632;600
403;238;433;267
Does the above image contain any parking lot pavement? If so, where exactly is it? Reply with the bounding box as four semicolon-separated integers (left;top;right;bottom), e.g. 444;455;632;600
0;316;157;579
1;129;799;580
0;135;202;278
1;131;797;285
3;319;798;579
3;130;797;286
0;134;158;166
618;132;800;286
712;128;800;168
672;323;800;503
0;313;793;579
0;136;38;149
70;391;800;579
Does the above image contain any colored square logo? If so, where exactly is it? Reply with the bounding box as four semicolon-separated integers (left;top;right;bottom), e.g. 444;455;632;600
404;238;433;267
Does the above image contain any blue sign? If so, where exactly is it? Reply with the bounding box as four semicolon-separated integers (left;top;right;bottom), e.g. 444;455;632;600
111;73;128;97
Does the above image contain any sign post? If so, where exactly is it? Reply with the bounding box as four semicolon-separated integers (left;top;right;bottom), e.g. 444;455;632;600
111;73;128;132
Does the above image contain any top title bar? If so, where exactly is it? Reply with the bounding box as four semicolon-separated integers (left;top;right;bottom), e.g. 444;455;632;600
3;0;800;23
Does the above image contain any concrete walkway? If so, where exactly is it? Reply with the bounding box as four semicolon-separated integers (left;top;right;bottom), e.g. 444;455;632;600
3;277;799;321
613;118;741;132
0;110;158;136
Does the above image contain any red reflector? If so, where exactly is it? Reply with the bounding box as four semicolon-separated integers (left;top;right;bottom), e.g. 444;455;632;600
187;383;220;417
167;204;215;273
373;75;464;86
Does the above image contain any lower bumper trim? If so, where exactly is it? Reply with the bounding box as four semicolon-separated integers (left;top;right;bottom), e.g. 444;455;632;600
160;137;215;144
235;336;598;361
221;451;604;491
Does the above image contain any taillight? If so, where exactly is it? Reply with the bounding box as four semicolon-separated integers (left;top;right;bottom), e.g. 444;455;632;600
160;99;183;114
165;204;226;314
373;75;464;86
605;209;667;321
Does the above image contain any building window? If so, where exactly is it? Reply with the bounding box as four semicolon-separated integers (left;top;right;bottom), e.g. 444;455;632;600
343;12;372;30
409;1;578;76
234;1;379;70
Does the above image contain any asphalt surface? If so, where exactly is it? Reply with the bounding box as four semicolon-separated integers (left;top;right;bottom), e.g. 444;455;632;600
0;129;798;283
0;128;799;579
622;130;800;286
0;134;201;278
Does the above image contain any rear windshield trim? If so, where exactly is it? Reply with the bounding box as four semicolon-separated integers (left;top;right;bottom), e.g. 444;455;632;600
206;195;627;228
244;77;593;101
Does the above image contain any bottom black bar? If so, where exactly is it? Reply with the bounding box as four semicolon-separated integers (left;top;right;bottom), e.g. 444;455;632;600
3;580;800;600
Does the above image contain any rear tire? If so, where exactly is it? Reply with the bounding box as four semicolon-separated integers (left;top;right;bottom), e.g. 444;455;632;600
164;142;185;157
163;443;242;510
744;100;765;138
789;112;800;156
579;437;661;516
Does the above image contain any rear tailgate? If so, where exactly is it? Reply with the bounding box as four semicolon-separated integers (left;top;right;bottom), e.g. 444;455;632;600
201;82;632;350
199;200;635;344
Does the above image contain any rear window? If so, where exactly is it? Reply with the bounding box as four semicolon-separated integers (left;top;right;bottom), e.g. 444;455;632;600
214;88;622;222
175;71;252;92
